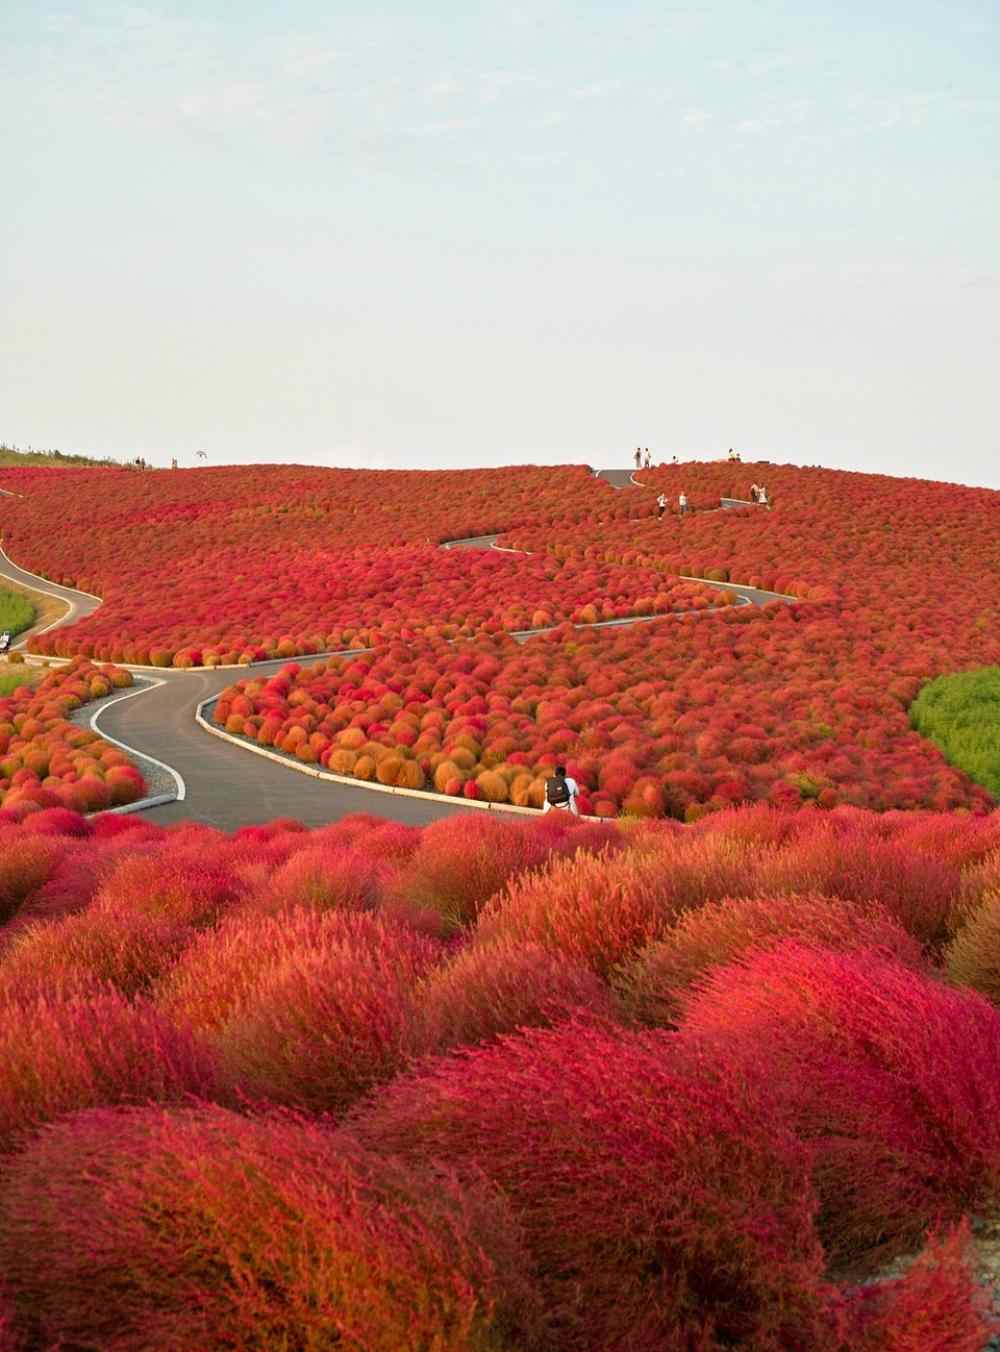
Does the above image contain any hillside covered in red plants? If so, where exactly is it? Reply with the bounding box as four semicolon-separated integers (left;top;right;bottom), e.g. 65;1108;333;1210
1;463;669;661
4;458;1000;817
0;803;999;1349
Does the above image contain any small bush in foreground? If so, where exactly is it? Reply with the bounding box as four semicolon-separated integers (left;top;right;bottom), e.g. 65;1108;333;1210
351;1019;833;1352
411;939;618;1054
473;848;680;978
843;1221;998;1350
945;890;1000;1003
0;906;194;1006
0;993;221;1154
616;893;923;1027
0;1105;545;1352
678;942;1000;1266
155;907;439;1037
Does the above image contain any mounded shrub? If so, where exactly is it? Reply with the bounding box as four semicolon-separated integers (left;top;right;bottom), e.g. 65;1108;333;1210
0;906;194;1006
842;1221;997;1350
474;846;682;978
351;1020;834;1351
212;923;438;1113
945;890;1000;1003
0;835;60;926
411;939;618;1054
155;907;438;1037
0;1105;546;1352
752;829;961;947
93;853;242;928
677;941;1000;1267
243;844;382;917
386;814;557;930
616;893;923;1027
0;992;222;1154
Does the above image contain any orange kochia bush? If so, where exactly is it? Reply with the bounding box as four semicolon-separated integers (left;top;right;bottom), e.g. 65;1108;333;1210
0;659;145;819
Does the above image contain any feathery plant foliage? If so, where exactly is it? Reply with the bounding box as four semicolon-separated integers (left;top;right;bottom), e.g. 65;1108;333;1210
0;590;35;639
910;666;1000;799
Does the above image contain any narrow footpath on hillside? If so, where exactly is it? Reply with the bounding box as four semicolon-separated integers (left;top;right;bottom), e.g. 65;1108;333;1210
0;470;783;830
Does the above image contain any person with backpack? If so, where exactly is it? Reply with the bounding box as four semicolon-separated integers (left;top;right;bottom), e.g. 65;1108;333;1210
656;492;668;519
544;765;580;816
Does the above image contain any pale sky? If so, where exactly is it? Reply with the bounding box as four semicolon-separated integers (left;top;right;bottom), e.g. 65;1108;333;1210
3;1;998;486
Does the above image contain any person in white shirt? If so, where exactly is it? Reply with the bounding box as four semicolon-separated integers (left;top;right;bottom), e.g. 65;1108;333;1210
543;765;580;816
678;492;688;516
643;449;652;469
656;493;668;519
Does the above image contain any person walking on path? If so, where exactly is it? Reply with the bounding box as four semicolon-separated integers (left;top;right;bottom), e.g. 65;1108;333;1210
634;448;642;470
758;485;769;506
678;491;688;516
543;764;580;816
749;483;761;503
656;492;668;519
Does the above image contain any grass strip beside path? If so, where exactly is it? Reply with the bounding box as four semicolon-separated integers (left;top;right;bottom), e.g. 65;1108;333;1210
0;589;36;636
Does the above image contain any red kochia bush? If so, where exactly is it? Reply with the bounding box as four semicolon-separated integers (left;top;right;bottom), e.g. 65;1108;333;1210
350;1020;834;1352
385;814;559;930
215;937;436;1115
843;1221;997;1350
678;942;1000;1266
243;843;383;917
155;907;439;1036
410;939;619;1054
0;835;61;926
0;1105;546;1352
0;906;194;1006
616;893;923;1026
753;830;961;946
473;845;706;978
0;993;221;1154
94;852;242;928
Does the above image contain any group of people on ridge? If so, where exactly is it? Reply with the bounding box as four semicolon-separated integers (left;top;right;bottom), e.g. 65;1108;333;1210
633;449;681;469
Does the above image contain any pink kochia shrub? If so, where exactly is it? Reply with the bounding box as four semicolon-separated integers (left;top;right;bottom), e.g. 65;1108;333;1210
0;905;194;1006
0;1105;546;1352
843;1222;998;1350
0;992;221;1154
410;939;619;1054
158;908;440;1113
350;1020;835;1352
385;813;615;931
616;893;923;1027
677;941;1000;1266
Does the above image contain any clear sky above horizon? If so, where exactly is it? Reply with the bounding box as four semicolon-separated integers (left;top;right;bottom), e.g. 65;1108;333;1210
3;1;998;487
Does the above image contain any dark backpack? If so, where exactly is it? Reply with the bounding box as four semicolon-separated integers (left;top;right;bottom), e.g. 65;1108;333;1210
546;775;571;806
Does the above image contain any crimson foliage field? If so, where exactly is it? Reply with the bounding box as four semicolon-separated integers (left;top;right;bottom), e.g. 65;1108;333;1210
4;458;999;817
0;804;999;1348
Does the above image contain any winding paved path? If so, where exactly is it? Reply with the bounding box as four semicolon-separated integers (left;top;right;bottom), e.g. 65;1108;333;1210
0;470;785;830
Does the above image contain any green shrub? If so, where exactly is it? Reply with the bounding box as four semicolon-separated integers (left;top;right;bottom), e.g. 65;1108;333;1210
0;589;36;638
909;667;1000;799
0;670;34;696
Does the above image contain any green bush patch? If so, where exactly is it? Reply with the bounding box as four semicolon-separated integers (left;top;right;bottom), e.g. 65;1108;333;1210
0;589;36;638
909;667;1000;799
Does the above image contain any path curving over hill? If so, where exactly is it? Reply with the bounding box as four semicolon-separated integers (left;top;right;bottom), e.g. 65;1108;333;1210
0;470;791;830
